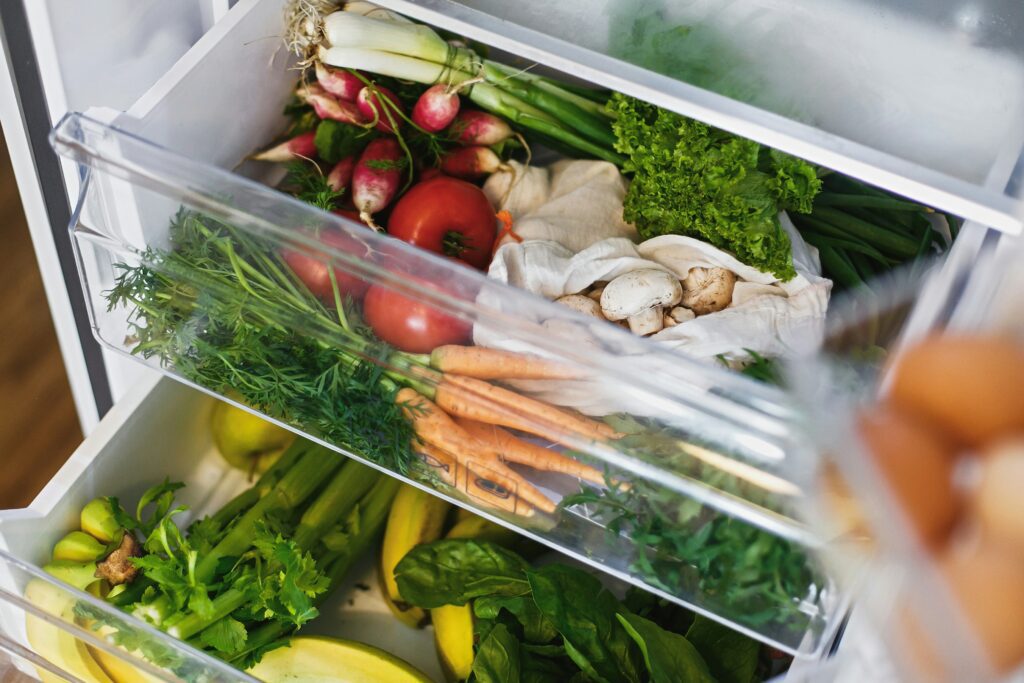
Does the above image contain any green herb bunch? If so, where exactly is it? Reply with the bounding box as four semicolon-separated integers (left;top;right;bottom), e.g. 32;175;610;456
562;422;824;640
610;94;820;280
107;208;414;473
77;445;398;676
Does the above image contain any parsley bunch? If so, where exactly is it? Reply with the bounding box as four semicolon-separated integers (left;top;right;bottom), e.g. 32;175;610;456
80;444;398;674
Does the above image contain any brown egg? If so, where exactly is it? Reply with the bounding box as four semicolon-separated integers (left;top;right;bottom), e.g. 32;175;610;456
889;335;1024;447
972;438;1024;554
940;542;1024;672
857;404;959;548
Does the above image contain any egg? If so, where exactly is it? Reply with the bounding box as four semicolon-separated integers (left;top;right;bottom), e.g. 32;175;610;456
971;438;1024;554
940;542;1024;672
889;335;1024;446
857;404;959;548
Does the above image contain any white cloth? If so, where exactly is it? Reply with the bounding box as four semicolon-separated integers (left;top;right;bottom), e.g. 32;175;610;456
483;160;637;253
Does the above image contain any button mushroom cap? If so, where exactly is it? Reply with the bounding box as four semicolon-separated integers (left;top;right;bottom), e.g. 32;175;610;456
681;267;737;316
600;269;682;336
554;294;604;318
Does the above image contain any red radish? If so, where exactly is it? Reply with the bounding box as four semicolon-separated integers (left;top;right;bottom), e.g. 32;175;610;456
298;83;366;126
326;156;356;192
356;85;403;133
315;63;363;102
440;146;505;180
281;228;371;302
449;110;513;146
252;131;317;162
412;84;461;133
352;137;403;229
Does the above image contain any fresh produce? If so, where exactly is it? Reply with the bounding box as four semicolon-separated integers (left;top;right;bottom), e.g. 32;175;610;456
296;10;624;165
41;441;398;675
356;83;403;133
853;333;1024;672
792;174;953;291
315;63;364;101
111;209;610;510
253;130;318;162
379;483;451;628
363;283;472;353
280;228;372;303
386;176;497;269
297;82;367;126
439;146;505;180
352;136;403;227
246;636;431;682
53;531;107;562
25;579;114;683
326;156;356;191
395;539;766;682
428;345;580;381
449;110;513;147
411;83;461;133
609;94;819;280
209;397;296;474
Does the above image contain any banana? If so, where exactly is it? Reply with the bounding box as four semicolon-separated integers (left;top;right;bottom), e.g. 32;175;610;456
380;484;451;628
431;512;522;681
25;579;113;683
432;604;475;682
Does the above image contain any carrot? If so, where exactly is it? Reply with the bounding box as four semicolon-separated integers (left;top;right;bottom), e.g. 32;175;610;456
434;375;622;446
456;417;605;486
430;346;582;381
396;389;555;514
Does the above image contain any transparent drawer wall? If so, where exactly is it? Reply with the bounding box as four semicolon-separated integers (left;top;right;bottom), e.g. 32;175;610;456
0;379;441;683
377;0;1024;234
783;231;1024;681
53;109;840;657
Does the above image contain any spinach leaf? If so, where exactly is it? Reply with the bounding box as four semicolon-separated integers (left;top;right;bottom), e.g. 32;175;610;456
527;565;644;683
617;612;714;683
471;623;521;683
314;120;373;163
475;595;558;644
396;540;530;608
521;646;577;683
686;614;760;683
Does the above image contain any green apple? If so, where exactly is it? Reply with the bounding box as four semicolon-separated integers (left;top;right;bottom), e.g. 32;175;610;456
210;398;295;474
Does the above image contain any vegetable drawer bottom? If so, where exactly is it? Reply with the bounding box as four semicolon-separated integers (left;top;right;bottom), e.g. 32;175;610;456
0;377;442;682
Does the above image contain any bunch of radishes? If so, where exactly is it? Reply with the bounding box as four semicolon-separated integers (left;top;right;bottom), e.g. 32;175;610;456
255;64;517;229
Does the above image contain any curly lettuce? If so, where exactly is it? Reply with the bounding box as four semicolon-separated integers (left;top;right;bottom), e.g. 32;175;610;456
610;94;820;280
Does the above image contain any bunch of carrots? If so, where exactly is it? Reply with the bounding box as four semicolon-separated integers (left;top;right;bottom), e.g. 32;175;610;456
402;345;618;516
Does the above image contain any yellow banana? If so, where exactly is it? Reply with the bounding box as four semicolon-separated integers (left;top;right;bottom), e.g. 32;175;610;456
432;604;475;682
380;484;451;628
432;511;523;681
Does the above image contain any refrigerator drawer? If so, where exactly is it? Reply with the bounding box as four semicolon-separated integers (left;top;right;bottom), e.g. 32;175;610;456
49;0;841;659
0;377;443;682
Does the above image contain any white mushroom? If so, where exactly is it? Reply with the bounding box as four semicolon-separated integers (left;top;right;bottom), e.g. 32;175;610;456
663;313;678;328
586;282;607;302
669;306;696;324
600;269;682;336
680;267;737;316
555;294;604;319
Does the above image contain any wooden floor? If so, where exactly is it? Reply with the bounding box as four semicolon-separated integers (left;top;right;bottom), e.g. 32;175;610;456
0;136;82;508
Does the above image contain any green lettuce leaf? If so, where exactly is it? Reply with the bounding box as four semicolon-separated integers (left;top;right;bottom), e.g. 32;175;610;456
610;93;820;280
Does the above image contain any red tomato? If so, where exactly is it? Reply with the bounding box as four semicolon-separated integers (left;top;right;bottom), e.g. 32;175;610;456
281;228;371;302
386;176;497;270
362;283;471;353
